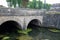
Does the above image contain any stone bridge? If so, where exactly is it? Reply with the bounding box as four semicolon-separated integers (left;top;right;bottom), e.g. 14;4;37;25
0;8;44;30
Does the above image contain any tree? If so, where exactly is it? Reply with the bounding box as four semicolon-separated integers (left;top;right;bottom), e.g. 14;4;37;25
36;0;43;9
43;4;51;10
28;1;34;8
28;0;43;9
21;0;28;8
6;0;51;9
17;0;22;7
33;0;36;8
28;0;36;8
6;0;28;8
12;0;16;7
6;0;12;7
46;4;51;10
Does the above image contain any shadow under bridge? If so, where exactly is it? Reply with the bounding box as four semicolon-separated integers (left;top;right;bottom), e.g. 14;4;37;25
0;20;22;34
27;19;41;29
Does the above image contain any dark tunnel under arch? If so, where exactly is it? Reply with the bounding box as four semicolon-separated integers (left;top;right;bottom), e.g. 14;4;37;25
27;19;41;29
27;19;42;36
0;20;22;34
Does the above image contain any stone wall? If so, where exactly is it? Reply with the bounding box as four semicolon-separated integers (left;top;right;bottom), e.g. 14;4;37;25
0;8;44;16
43;14;60;29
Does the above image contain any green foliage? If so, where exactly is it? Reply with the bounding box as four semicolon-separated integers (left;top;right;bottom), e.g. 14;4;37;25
28;0;51;10
48;28;60;32
6;0;51;10
17;0;22;7
6;0;21;7
18;28;32;35
6;0;28;8
12;0;16;7
28;0;36;8
37;0;43;9
2;36;10;40
28;1;34;8
33;0;36;8
43;4;51;10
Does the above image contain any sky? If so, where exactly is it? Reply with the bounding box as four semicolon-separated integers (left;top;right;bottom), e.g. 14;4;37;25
0;0;60;7
0;0;8;7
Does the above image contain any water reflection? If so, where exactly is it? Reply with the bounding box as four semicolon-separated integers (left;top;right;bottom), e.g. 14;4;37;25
0;24;60;40
28;24;60;40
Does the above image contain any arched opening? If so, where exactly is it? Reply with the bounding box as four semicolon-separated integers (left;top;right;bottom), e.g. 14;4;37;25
0;20;22;34
27;19;41;36
27;19;41;29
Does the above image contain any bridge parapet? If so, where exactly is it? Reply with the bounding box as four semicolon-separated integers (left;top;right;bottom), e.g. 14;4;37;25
0;8;45;16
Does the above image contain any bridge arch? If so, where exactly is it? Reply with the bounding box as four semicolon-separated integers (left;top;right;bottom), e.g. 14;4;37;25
0;20;22;34
27;19;41;29
0;16;23;29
